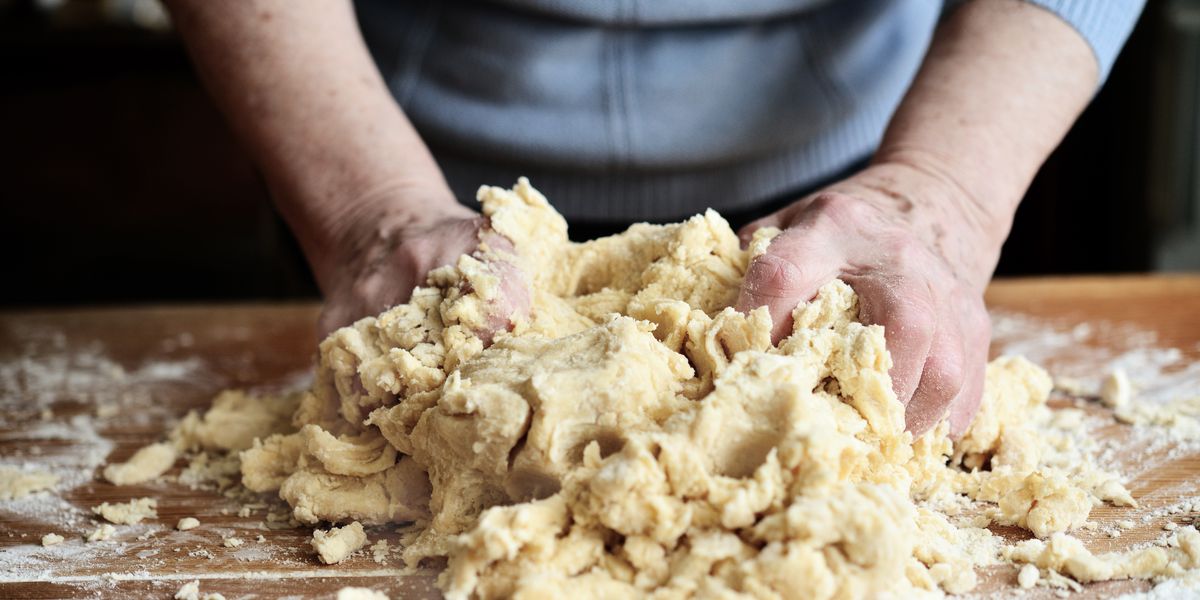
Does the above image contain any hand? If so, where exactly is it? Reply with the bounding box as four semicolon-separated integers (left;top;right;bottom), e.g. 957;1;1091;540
735;163;998;436
312;186;530;340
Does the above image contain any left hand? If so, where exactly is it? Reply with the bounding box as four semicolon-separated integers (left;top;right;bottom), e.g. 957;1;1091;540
735;162;999;436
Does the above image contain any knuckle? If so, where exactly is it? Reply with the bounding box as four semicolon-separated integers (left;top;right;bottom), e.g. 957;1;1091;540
744;252;806;298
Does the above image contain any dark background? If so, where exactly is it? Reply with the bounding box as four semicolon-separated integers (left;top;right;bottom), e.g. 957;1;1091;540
0;0;1195;308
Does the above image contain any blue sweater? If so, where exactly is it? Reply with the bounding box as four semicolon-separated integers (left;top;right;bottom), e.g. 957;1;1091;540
356;0;1144;222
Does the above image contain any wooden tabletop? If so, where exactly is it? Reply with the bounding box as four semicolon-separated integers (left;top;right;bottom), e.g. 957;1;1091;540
1;275;1198;599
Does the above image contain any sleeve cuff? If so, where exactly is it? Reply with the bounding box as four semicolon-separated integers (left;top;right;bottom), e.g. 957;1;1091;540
1019;0;1147;84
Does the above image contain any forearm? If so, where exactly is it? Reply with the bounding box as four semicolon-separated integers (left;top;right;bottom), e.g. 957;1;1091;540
163;0;463;274
855;0;1098;281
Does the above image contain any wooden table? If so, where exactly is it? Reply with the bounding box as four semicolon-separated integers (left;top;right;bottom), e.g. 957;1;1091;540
1;275;1198;599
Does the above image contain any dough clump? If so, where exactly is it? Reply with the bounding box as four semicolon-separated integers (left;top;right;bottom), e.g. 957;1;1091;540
93;497;157;525
312;521;368;564
103;441;177;485
182;180;1181;597
0;466;59;500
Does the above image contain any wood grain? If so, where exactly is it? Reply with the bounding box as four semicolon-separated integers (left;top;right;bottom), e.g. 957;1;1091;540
2;275;1198;599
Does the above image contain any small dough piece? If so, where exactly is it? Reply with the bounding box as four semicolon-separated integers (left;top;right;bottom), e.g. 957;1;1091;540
1017;564;1039;588
0;466;59;500
103;442;178;485
1100;368;1132;408
175;580;226;600
336;588;389;600
41;533;64;547
86;524;116;542
222;536;243;548
312;521;367;565
93;497;157;525
177;517;200;531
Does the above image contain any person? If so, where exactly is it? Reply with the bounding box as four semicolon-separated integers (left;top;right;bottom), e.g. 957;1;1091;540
161;0;1143;435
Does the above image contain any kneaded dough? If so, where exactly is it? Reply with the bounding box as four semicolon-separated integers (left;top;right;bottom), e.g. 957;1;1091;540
103;442;177;485
312;521;368;564
203;179;1170;597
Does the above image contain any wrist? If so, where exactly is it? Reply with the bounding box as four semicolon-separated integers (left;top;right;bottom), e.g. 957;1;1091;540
287;180;476;294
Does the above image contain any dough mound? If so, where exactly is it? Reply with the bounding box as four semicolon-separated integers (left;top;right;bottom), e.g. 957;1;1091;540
214;179;1150;598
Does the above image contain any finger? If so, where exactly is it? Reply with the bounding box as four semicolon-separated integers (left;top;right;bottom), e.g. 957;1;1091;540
948;311;991;437
850;277;936;408
904;320;967;436
475;227;531;344
734;228;842;343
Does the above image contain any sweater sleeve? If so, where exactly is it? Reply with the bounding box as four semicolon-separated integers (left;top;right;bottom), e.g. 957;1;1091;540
946;0;1146;84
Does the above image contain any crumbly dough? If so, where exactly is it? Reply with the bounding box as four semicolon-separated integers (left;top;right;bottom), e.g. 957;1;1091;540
93;497;157;524
0;466;59;500
312;521;368;564
86;523;115;542
177;517;200;531
189;180;1189;597
103;441;177;485
175;580;226;600
173;390;301;452
41;532;64;547
1006;528;1200;583
336;587;389;600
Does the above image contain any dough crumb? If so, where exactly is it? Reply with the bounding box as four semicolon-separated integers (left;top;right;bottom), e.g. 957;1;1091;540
0;466;59;500
86;524;115;542
102;441;177;485
1100;368;1132;408
312;521;367;565
177;517;200;531
370;539;389;564
222;536;243;548
93;497;157;524
41;533;64;547
1018;564;1040;589
336;587;389;600
174;579;226;600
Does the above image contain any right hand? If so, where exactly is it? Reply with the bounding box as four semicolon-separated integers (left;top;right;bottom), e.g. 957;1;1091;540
312;187;529;340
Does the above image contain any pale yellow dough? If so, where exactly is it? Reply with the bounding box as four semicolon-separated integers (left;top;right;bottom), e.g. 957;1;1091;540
93;497;157;525
0;466;59;500
170;179;1189;597
103;441;177;485
312;521;368;564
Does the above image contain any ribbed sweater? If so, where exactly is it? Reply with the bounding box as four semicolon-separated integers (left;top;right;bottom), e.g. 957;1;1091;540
356;0;1144;222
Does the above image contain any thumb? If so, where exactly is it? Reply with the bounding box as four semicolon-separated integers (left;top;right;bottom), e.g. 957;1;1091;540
735;227;842;343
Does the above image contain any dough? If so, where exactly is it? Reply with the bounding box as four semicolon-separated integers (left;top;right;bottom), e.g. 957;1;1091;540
173;390;300;452
177;517;200;530
174;580;226;600
1101;368;1132;408
0;466;58;500
93;497;157;524
336;587;389;600
312;521;368;564
103;441;177;485
41;532;64;546
194;179;1178;597
86;523;115;542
